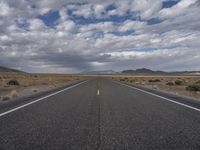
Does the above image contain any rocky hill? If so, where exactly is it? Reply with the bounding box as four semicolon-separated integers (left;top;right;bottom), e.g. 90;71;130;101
0;66;24;73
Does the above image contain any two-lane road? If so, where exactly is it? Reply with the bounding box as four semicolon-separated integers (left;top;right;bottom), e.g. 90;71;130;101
0;78;200;149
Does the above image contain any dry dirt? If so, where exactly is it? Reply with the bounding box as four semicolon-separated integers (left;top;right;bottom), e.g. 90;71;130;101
0;72;88;101
111;76;200;100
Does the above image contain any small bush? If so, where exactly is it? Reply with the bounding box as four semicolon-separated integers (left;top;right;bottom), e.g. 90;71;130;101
166;82;174;86
10;90;18;98
195;80;200;84
149;79;153;82
129;79;135;83
7;80;19;86
119;78;127;81
186;84;200;92
152;85;158;89
149;79;161;82
2;96;10;101
124;77;128;81
120;78;126;81
42;82;48;85
175;80;184;85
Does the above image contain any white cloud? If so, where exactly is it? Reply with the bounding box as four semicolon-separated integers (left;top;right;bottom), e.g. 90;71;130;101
72;4;93;18
29;19;45;30
80;21;115;33
118;20;146;32
130;0;163;19
159;0;198;19
56;20;76;32
94;4;106;18
0;0;200;72
0;1;11;16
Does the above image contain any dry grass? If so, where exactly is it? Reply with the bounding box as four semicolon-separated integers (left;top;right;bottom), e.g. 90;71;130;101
10;90;18;98
2;95;10;101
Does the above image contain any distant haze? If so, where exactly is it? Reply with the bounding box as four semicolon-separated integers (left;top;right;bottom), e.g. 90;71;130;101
0;0;200;73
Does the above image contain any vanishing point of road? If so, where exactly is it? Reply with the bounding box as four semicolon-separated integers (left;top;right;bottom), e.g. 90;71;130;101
0;78;200;150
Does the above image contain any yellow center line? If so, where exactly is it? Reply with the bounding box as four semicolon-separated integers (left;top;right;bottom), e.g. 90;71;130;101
97;89;100;95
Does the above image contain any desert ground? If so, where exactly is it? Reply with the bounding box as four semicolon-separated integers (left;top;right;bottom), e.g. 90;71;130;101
1;72;200;102
0;72;88;101
110;75;200;100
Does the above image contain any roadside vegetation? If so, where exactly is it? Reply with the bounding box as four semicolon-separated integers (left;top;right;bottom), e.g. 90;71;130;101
149;79;161;82
174;80;184;85
0;72;88;101
166;82;174;86
186;84;200;92
7;80;19;86
115;76;200;99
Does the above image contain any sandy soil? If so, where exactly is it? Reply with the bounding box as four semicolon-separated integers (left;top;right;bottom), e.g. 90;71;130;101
111;76;200;100
0;72;88;102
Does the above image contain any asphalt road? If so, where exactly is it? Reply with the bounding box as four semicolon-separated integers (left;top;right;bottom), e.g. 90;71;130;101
0;78;200;150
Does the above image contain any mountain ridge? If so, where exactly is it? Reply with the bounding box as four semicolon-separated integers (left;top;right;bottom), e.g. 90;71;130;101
0;66;24;73
122;68;168;74
122;68;200;75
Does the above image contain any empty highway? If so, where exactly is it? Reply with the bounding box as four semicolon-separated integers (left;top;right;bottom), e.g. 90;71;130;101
0;78;200;150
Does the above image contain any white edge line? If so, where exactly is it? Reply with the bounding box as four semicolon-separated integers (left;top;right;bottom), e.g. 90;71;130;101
0;80;88;117
114;81;200;112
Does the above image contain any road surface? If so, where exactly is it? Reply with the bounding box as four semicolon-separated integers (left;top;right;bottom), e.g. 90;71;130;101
0;78;200;150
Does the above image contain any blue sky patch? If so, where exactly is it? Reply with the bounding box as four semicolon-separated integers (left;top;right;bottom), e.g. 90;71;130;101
106;3;116;11
111;30;136;36
31;4;36;9
69;11;139;25
38;10;60;27
108;12;138;23
162;0;180;8
147;18;162;25
135;45;181;52
16;19;29;30
92;31;104;39
134;47;157;51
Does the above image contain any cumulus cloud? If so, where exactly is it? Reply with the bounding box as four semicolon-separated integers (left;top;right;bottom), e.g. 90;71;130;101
118;20;146;32
0;1;12;16
159;0;198;19
56;20;76;32
0;0;200;73
29;19;46;30
130;0;164;19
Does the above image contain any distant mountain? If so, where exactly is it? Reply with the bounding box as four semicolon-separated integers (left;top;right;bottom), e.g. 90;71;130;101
122;68;168;75
83;70;117;74
175;71;200;75
122;68;200;75
0;66;24;73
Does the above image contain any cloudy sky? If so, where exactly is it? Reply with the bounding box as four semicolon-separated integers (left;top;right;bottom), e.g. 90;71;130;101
0;0;200;73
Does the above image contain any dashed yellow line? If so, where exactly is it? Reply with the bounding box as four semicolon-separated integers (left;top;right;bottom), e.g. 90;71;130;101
97;89;100;96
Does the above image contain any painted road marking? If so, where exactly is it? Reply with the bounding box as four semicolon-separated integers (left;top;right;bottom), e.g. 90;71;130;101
97;89;100;95
115;81;200;112
0;80;89;117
